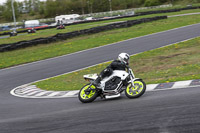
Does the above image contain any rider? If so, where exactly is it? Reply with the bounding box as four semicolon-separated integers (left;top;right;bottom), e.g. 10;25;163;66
93;53;130;87
32;28;36;32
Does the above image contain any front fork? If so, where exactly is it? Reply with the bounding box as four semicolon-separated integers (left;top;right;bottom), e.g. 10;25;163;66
85;83;100;95
129;69;135;87
84;83;94;94
130;77;135;87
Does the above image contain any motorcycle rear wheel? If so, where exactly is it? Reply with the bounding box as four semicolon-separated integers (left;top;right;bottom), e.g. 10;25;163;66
125;80;146;99
78;84;98;103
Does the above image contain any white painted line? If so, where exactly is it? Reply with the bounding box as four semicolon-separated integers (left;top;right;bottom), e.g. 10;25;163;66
153;84;200;92
19;88;33;92
146;84;159;91
10;80;200;99
19;86;37;91
48;92;62;97
65;91;79;96
20;89;39;94
172;80;192;88
18;87;37;93
168;12;200;18
34;91;50;97
26;91;42;96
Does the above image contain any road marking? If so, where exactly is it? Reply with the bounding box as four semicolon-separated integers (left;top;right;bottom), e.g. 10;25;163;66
147;84;159;91
10;85;78;98
21;89;39;94
168;12;200;17
34;91;49;97
65;91;79;96
26;91;42;96
10;79;199;99
172;80;192;88
48;92;62;97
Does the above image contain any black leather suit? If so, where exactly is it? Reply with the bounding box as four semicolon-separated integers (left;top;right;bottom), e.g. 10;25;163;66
94;60;128;86
100;60;127;79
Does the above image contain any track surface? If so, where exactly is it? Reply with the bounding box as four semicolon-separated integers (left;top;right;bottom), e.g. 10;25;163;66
2;87;200;133
0;23;200;132
0;33;27;39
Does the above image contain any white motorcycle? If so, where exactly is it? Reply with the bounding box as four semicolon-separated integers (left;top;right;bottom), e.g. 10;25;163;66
78;67;146;103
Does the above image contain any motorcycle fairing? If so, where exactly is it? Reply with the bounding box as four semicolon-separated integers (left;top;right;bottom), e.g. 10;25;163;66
100;70;129;91
83;73;98;80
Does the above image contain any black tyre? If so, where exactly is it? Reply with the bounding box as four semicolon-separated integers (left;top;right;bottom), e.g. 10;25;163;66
125;79;146;99
78;84;98;103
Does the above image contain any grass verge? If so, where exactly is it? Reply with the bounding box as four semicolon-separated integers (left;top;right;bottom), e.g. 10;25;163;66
0;14;200;69
34;37;200;91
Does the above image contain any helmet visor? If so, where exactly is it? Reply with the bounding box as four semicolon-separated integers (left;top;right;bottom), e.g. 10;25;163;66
124;57;129;64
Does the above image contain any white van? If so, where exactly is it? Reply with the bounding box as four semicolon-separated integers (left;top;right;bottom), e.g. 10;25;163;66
55;14;80;24
25;20;40;28
85;17;94;20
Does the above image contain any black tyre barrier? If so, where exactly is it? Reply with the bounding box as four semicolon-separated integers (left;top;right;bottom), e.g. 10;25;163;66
0;32;10;36
0;16;167;52
0;6;199;37
0;29;28;36
17;29;28;33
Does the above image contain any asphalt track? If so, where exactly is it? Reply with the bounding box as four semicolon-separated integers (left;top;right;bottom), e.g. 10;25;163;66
0;23;200;133
0;33;27;39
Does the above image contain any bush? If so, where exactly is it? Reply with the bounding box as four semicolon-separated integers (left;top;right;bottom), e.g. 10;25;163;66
159;0;168;3
29;10;35;16
144;0;161;7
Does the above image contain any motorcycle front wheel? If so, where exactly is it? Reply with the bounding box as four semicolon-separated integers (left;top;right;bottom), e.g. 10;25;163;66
125;80;146;99
78;84;98;103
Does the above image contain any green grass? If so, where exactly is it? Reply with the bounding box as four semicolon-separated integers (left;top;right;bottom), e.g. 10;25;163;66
1;8;200;45
33;37;200;91
0;13;200;69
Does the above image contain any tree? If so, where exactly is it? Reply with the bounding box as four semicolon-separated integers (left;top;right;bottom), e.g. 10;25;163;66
2;0;20;21
0;5;4;16
144;0;161;7
112;0;127;10
39;1;45;15
92;0;109;13
44;0;58;17
81;0;86;14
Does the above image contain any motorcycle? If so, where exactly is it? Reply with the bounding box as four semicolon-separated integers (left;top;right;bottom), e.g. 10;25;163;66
28;28;36;34
78;67;146;103
56;24;65;30
9;31;17;37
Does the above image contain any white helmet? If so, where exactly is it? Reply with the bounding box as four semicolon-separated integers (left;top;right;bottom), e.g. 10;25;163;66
118;53;130;65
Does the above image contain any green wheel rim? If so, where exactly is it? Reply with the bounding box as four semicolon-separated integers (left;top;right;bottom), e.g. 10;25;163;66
126;81;144;96
80;85;96;100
